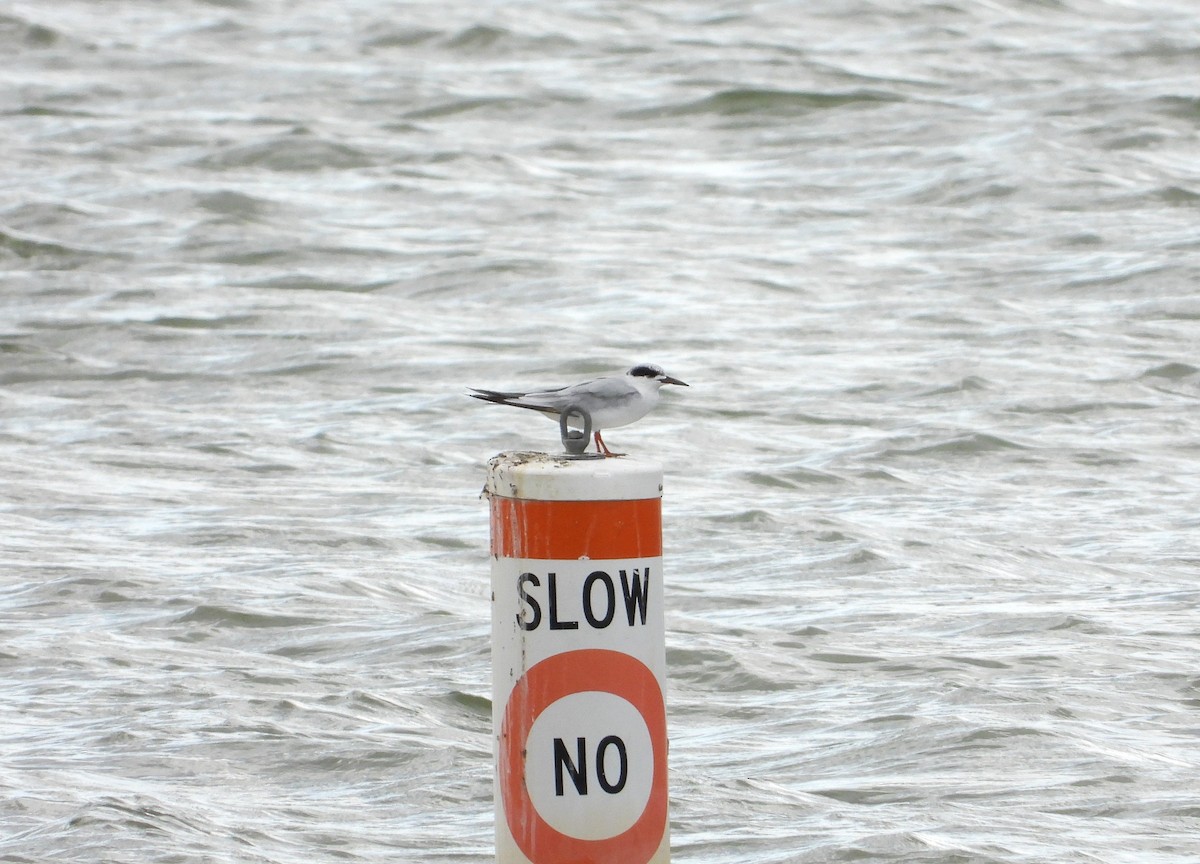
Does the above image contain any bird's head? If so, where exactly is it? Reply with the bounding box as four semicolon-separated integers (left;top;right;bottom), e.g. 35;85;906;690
627;363;688;388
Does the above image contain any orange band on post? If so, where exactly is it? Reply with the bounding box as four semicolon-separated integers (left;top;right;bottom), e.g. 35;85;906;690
490;496;662;560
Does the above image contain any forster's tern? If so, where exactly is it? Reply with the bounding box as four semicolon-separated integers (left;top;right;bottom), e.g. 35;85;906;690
469;363;688;456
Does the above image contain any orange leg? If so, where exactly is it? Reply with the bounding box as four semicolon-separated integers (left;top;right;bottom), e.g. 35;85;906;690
593;431;623;457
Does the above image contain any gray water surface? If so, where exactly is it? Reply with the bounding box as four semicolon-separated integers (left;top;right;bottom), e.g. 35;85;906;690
3;1;1199;862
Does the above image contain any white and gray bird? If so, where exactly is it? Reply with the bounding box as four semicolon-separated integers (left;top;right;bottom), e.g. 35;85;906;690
469;363;688;456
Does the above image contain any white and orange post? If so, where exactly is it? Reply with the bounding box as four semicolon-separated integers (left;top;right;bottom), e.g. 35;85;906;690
487;453;670;864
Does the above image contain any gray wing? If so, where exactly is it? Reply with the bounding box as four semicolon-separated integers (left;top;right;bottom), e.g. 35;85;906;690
468;387;561;415
532;376;638;411
469;375;639;418
578;377;637;399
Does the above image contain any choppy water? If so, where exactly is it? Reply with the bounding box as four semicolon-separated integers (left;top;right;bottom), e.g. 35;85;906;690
3;1;1199;861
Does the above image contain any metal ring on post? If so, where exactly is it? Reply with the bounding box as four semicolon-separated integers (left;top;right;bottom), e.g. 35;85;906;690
558;403;593;457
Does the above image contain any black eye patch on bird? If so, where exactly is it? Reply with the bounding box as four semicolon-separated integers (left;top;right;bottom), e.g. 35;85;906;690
629;364;663;378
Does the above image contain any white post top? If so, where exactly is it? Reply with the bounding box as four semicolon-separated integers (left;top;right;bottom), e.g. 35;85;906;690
485;451;664;502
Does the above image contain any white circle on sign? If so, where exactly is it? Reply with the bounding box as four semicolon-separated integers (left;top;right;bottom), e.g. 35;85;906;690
524;690;653;841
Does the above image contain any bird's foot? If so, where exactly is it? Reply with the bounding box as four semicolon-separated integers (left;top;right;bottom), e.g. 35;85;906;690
593;432;625;458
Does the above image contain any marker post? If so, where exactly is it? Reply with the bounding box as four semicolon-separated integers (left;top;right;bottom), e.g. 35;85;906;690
487;450;670;864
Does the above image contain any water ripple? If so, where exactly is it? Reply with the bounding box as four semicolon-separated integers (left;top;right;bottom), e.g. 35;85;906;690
4;1;1200;862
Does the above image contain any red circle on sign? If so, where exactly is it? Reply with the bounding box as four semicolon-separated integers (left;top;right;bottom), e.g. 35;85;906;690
500;648;667;864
